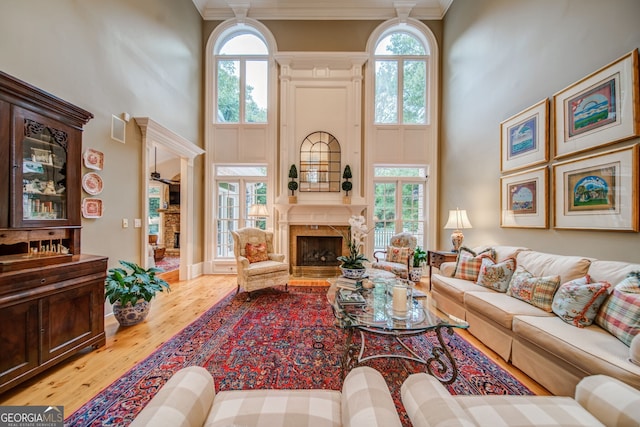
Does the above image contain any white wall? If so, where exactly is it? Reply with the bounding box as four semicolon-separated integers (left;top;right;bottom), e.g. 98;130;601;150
441;0;640;262
0;0;203;268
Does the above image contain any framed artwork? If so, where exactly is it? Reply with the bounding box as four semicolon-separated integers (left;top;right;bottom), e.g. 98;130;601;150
500;99;549;172
553;145;638;231
554;49;639;158
500;166;548;228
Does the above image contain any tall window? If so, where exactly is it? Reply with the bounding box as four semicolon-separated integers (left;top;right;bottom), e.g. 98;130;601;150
373;166;426;250
215;166;267;258
216;33;268;123
374;31;428;125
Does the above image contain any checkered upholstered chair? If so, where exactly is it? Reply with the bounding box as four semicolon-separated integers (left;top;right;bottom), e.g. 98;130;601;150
231;227;289;300
371;232;417;279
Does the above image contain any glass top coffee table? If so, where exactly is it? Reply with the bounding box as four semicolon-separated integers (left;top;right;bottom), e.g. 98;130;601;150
327;275;469;384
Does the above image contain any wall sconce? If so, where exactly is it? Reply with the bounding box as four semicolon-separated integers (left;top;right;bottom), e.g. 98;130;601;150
444;208;472;252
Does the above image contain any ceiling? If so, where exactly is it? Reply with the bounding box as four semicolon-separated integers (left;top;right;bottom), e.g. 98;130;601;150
190;0;453;20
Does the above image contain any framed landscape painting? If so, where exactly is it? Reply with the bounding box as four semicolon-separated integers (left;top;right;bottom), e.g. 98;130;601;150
553;145;638;231
500;99;549;172
500;166;548;228
554;49;639;159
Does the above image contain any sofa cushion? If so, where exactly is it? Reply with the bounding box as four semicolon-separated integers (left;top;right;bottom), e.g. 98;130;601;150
432;275;494;307
476;257;516;292
245;242;269;263
454;247;496;281
552;275;611;327
464;291;554;330
385;246;409;264
206;389;342;427
341;366;402;427
512;315;640;388
516;251;591;284
587;260;640;286
596;273;640;346
506;266;560;312
455;395;604;426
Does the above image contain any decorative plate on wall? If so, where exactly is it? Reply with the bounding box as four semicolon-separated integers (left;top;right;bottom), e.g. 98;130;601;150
82;172;103;195
83;148;104;170
82;198;103;219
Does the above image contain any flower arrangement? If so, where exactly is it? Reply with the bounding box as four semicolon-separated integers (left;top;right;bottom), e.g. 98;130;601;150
333;215;369;269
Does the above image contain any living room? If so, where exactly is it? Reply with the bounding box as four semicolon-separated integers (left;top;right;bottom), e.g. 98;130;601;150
1;0;639;425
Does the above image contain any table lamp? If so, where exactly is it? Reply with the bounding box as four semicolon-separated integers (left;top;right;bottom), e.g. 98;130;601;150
444;208;472;252
248;204;269;218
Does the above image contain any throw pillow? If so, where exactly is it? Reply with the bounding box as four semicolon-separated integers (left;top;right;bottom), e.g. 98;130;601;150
476;257;516;292
385;246;410;265
551;275;611;327
453;246;496;281
506;266;561;312
596;272;640;346
245;242;269;263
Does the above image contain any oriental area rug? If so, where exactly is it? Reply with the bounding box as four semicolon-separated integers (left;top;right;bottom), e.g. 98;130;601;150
65;286;533;427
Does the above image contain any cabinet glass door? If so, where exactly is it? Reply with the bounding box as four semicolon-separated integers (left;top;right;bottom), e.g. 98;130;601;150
12;107;79;227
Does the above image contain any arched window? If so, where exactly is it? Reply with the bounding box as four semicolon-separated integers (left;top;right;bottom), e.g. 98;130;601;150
215;32;268;123
373;29;429;124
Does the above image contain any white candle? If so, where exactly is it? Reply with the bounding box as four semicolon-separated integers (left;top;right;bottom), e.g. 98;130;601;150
392;285;407;313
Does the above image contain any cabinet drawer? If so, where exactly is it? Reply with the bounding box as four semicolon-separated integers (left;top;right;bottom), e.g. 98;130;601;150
29;229;68;240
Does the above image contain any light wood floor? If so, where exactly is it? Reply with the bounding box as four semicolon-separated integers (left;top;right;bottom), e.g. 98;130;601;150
0;274;549;417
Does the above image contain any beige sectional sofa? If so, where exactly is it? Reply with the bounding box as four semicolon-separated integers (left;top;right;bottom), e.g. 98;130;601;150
431;245;640;396
130;365;402;427
402;371;640;427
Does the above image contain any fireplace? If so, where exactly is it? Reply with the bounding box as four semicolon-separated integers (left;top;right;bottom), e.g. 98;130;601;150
289;224;349;277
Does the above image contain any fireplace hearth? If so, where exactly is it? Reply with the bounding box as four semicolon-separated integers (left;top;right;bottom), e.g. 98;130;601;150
289;224;349;277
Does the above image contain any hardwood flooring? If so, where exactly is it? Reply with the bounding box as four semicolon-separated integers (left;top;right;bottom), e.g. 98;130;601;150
0;274;548;418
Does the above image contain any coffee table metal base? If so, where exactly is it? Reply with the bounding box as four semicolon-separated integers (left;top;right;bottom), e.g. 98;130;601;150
342;325;460;385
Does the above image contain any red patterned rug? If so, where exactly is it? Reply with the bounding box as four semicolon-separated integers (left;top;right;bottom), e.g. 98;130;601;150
65;286;533;426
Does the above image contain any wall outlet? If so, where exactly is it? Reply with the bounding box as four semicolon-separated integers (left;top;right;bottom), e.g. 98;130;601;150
134;218;142;228
122;218;129;228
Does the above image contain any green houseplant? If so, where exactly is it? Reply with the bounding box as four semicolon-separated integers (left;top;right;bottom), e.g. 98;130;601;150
341;165;353;204
334;215;369;278
105;260;170;326
288;164;298;203
409;246;427;282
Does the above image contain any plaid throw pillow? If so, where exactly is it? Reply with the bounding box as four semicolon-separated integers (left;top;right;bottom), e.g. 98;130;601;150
453;247;496;281
245;242;269;263
506;266;560;312
596;272;640;346
476;257;516;292
552;275;611;328
385;246;410;264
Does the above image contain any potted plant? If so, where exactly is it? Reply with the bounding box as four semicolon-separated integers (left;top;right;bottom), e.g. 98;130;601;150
334;215;369;279
105;260;170;326
409;246;427;283
341;165;352;204
288;164;298;203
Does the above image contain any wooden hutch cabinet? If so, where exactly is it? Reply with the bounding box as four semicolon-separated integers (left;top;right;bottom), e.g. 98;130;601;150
0;71;107;394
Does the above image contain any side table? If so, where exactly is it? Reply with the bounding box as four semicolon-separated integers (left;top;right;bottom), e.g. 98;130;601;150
427;250;457;288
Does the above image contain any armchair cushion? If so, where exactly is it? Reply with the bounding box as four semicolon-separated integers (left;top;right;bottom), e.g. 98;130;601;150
245;242;269;263
385;246;410;264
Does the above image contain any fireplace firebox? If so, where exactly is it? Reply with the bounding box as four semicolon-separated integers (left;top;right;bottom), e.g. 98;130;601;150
289;225;349;277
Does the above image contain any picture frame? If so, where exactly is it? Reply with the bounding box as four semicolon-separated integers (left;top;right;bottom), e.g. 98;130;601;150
500;99;549;172
500;166;548;228
553;144;638;231
553;49;640;159
31;147;53;165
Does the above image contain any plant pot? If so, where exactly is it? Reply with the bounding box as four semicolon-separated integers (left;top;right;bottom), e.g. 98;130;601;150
342;195;351;204
409;267;423;283
340;266;367;279
288;195;297;204
112;300;150;326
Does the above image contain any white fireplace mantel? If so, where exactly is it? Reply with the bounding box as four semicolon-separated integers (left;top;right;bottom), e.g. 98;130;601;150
275;203;367;225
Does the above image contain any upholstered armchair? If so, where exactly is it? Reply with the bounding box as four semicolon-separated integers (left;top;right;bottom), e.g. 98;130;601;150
231;227;289;300
370;232;417;279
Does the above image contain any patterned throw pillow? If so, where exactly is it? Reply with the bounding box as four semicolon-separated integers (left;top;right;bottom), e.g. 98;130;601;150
596;272;640;346
552;275;611;327
385;246;410;264
453;247;496;281
245;242;269;263
476;257;516;292
506;266;561;312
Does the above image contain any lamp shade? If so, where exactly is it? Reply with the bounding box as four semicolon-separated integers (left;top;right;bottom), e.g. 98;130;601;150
248;204;269;217
444;209;472;230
